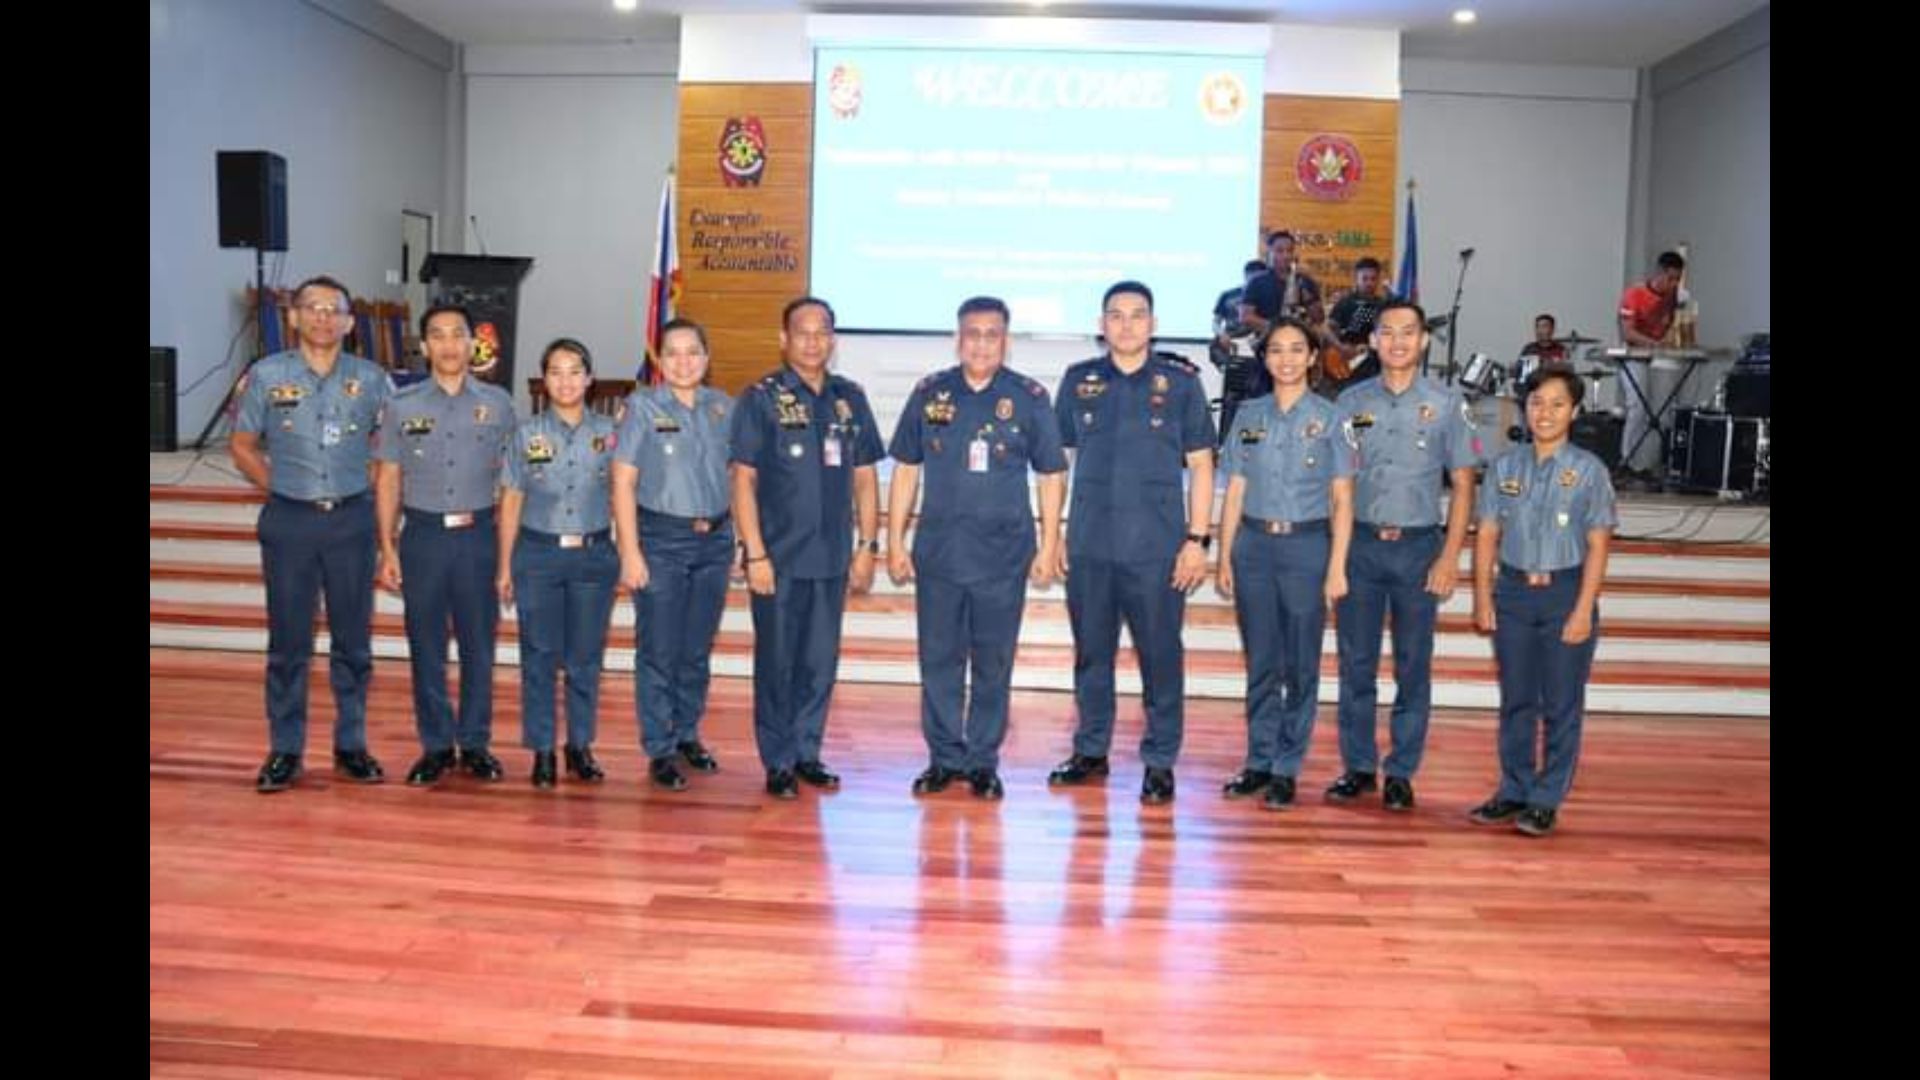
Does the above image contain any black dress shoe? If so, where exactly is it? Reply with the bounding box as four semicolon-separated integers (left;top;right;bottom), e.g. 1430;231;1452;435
565;744;606;783
1515;807;1558;837
766;768;799;799
332;749;385;784
1383;776;1416;812
649;757;689;791
460;748;505;782
256;752;303;793
406;749;457;786
794;760;840;789
678;740;719;773
911;765;960;796
969;769;1005;801
530;751;558;789
1324;770;1378;803
1261;775;1298;811
1221;769;1272;799
1047;754;1110;786
1140;766;1176;806
1468;797;1526;825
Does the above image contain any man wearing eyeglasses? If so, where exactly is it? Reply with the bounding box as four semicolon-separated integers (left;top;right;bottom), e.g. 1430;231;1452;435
374;303;518;787
231;275;394;793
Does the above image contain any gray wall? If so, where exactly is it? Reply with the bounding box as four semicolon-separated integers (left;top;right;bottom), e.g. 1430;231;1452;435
1397;60;1638;380
1647;6;1770;345
463;44;680;407
150;0;453;441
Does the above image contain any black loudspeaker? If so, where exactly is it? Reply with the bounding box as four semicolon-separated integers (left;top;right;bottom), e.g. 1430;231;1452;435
217;150;288;251
1570;413;1623;470
1723;370;1770;417
150;346;178;452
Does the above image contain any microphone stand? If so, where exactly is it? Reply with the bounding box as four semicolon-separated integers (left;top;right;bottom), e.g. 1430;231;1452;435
1430;248;1473;380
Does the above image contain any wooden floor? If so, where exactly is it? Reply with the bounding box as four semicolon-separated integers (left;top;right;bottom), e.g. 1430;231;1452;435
151;648;1770;1078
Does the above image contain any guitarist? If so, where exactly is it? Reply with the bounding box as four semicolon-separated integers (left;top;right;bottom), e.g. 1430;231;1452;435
1321;257;1389;394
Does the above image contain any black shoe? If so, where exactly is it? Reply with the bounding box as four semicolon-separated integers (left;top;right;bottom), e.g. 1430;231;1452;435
1140;767;1176;806
460;748;505;782
1324;770;1378;803
530;751;557;789
565;744;606;783
1383;776;1416;812
256;752;303;793
332;749;384;784
969;769;1005;801
794;760;841;789
1261;775;1298;811
911;765;960;796
766;768;799;799
1221;769;1272;799
649;757;689;791
1047;754;1110;786
1468;797;1526;825
1515;807;1558;837
406;749;457;786
678;740;719;773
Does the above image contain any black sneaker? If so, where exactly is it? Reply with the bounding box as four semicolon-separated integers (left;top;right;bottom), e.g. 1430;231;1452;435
1324;770;1378;803
649;757;689;791
1468;797;1526;825
256;752;303;793
765;768;799;800
911;765;960;796
1383;776;1416;812
1047;754;1110;786
678;740;719;773
1221;769;1272;799
1515;807;1558;837
1261;775;1298;811
1140;767;1176;806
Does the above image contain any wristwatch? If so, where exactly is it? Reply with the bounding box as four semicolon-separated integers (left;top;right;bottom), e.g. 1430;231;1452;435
858;538;880;555
1185;532;1212;551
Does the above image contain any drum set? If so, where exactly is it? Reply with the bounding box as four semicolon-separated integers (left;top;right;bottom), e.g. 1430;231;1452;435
1443;332;1611;407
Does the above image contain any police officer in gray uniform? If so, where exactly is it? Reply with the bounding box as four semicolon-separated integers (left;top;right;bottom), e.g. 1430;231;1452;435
730;297;885;799
1328;299;1482;812
886;296;1068;801
613;318;736;792
231;275;391;793
1470;366;1617;837
1215;317;1356;811
498;338;621;789
1048;281;1217;805
374;303;517;786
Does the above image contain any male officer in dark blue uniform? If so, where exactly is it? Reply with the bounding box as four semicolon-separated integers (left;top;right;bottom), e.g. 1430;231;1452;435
374;303;517;786
886;296;1068;800
231;275;391;793
730;296;885;799
1328;299;1482;812
1048;281;1217;805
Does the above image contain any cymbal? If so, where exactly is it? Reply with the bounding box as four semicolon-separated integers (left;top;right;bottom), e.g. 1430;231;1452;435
1552;333;1601;345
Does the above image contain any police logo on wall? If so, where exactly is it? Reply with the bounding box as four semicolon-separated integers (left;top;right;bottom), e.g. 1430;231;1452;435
1198;72;1247;125
719;117;768;187
828;64;863;120
471;323;502;375
1295;134;1364;202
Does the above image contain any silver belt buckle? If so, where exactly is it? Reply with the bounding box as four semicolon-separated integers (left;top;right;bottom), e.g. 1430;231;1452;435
443;512;475;529
558;533;585;549
1376;526;1403;541
313;498;339;512
1525;571;1552;587
691;518;713;534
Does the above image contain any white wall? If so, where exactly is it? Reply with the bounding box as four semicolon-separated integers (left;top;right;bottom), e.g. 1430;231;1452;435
150;0;452;442
1647;6;1770;345
464;44;679;408
1397;60;1638;387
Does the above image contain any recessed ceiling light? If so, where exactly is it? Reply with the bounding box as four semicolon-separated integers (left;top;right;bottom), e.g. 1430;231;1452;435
1452;9;1478;25
613;0;638;13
